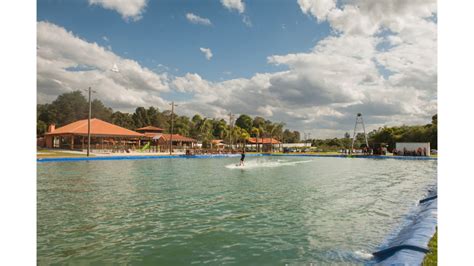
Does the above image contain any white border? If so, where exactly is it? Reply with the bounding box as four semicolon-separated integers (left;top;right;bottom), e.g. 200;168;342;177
1;1;473;264
0;1;36;265
439;0;474;264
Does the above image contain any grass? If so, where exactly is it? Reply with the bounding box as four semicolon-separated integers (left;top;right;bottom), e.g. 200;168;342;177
37;149;90;158
423;229;437;266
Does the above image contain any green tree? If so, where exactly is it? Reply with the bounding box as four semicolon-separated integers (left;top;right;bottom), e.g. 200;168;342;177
251;127;261;151
430;114;437;149
192;114;203;124
37;103;56;136
212;119;228;139
239;129;250;149
146;107;160;126
196;118;213;144
91;99;113;122
366;114;438;150
235;114;253;132
112;111;135;129
49;91;88;126
174;116;192;136
252;116;266;129
37;103;56;126
37;120;48;136
132;107;150;128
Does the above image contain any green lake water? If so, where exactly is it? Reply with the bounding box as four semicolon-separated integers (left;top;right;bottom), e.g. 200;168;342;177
37;156;437;265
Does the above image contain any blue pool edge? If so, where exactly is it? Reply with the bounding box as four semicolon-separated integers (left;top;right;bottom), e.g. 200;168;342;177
37;153;437;163
370;187;437;265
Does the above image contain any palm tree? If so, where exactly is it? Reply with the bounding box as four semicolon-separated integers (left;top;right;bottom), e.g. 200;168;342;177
232;126;242;149
240;130;250;151
251;127;260;152
274;122;285;152
197;118;213;148
258;124;266;152
266;123;277;153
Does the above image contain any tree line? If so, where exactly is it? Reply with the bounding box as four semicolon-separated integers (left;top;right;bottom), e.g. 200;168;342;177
37;91;302;147
310;114;437;151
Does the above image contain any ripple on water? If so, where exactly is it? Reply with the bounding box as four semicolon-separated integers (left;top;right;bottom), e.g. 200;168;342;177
37;157;437;264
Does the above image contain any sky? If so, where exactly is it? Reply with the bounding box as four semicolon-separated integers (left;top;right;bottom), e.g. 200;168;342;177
37;0;437;138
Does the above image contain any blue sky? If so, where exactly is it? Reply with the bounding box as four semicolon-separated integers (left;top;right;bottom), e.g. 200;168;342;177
38;0;331;81
37;0;437;138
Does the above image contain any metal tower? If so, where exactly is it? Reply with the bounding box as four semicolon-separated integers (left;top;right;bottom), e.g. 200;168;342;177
228;112;235;151
351;113;369;153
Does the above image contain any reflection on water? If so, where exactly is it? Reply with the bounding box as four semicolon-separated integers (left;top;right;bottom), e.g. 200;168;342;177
38;157;436;264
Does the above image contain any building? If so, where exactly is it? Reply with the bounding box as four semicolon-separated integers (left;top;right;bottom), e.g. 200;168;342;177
43;118;144;151
395;142;431;156
211;140;226;150
152;133;197;151
247;137;281;152
135;126;164;136
135;125;197;152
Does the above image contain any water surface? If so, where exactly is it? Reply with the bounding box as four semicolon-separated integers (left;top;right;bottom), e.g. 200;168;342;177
37;156;437;265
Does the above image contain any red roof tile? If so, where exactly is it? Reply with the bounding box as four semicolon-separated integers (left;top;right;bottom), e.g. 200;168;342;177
45;118;143;137
152;133;197;142
136;126;164;131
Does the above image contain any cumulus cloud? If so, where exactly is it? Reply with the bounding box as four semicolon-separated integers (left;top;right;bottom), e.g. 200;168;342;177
220;0;252;27
199;47;213;60
298;0;437;36
297;0;336;22
37;21;169;109
186;13;212;26
38;0;437;138
88;0;148;21
220;0;245;13
263;0;438;136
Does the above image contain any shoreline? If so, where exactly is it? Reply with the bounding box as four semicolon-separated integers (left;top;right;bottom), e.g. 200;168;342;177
37;151;437;162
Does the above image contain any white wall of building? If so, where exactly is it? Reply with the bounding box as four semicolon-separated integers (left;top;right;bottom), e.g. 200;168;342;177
243;143;309;149
280;143;310;148
395;142;431;156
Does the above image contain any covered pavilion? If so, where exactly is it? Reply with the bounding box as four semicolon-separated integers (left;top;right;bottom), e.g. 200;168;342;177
247;137;281;152
43;118;144;151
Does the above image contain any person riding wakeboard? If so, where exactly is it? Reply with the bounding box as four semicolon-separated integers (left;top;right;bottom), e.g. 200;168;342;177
239;150;246;166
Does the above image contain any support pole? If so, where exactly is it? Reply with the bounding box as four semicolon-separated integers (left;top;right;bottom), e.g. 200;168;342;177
169;101;178;155
87;87;92;157
228;112;234;152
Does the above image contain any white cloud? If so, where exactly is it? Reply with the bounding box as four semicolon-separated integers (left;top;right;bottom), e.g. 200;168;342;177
242;15;252;27
37;21;169;109
88;0;148;21
220;0;245;13
220;0;251;27
186;13;212;26
297;0;336;22
102;36;109;42
298;0;437;36
199;47;213;60
38;0;437;138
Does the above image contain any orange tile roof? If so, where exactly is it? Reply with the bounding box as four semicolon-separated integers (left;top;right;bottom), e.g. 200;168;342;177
211;139;224;144
45;118;144;137
152;133;197;142
247;137;281;144
136;126;164;131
